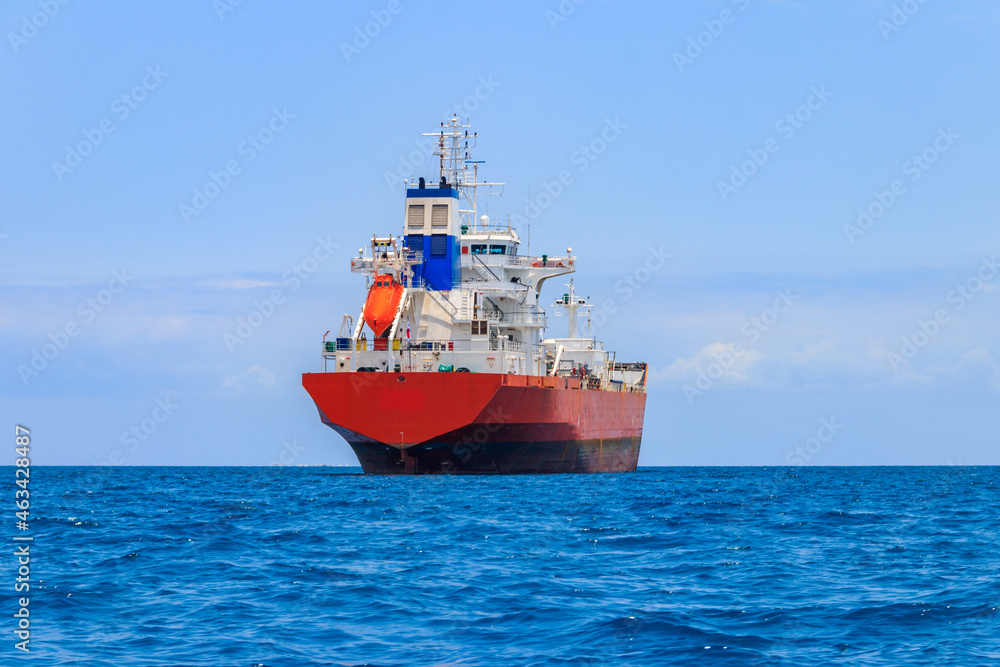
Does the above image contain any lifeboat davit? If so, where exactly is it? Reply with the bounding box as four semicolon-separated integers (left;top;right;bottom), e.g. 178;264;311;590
363;275;404;338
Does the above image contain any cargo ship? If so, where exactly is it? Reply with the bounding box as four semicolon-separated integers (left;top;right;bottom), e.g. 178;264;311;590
302;117;646;474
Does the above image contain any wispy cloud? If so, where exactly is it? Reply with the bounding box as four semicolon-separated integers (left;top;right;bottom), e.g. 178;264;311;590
222;365;276;390
650;342;762;386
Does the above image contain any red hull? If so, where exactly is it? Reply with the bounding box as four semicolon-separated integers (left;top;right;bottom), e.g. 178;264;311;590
302;372;646;474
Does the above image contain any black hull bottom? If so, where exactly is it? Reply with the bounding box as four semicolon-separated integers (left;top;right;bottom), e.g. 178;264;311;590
345;437;642;475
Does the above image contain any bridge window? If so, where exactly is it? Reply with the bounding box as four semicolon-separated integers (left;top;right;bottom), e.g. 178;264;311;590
489;245;506;255
470;244;487;254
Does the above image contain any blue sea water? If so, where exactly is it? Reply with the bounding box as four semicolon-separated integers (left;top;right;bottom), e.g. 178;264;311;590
3;466;998;666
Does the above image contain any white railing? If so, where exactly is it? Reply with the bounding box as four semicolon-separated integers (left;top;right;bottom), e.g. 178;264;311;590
350;250;423;273
494;311;547;328
324;338;476;353
460;254;574;270
489;339;539;355
504;254;574;269
464;280;529;296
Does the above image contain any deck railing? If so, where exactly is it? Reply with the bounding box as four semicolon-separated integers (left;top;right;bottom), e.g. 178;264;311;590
460;254;574;270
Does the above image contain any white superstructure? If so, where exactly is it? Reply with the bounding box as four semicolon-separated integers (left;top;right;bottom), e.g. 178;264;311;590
321;117;645;392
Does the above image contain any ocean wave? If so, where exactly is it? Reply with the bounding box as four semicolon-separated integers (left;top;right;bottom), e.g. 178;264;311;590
10;466;998;666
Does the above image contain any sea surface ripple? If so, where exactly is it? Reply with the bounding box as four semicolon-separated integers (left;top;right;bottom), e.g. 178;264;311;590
5;466;999;666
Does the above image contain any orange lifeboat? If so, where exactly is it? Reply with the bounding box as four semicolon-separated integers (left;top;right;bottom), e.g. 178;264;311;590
363;275;404;338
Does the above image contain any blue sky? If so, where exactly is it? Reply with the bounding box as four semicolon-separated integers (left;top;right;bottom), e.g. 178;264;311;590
2;0;998;466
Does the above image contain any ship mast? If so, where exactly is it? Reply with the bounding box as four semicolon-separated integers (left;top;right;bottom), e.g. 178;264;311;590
554;278;592;339
423;115;504;232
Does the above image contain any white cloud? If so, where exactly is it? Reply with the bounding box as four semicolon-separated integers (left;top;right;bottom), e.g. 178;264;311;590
945;347;1000;388
222;365;276;390
649;342;762;386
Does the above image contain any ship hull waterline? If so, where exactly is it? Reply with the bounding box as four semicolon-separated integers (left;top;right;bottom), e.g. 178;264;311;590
302;372;646;475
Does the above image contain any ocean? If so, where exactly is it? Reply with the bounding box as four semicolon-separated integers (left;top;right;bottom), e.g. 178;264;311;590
5;466;998;666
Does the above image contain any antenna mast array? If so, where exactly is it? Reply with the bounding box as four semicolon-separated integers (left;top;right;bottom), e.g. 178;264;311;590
423;116;505;232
